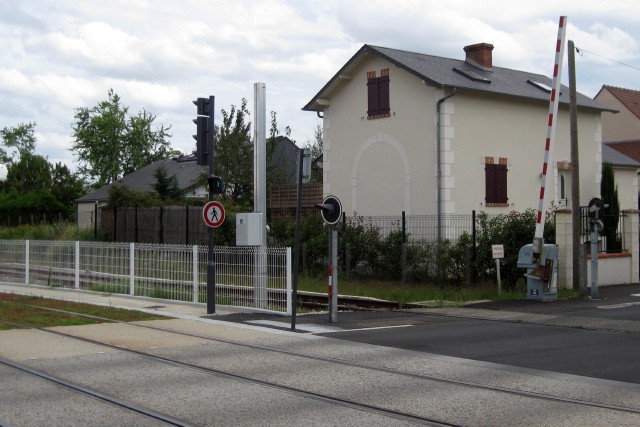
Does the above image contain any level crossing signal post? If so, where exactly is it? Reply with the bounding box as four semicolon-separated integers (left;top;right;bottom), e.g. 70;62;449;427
316;195;342;323
194;96;226;314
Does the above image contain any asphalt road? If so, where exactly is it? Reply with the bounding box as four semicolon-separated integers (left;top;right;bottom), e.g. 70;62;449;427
320;312;640;383
221;284;640;384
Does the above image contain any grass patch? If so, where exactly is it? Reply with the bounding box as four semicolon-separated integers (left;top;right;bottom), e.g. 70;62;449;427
297;276;580;307
0;293;170;330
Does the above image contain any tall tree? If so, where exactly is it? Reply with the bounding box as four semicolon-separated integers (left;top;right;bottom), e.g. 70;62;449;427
5;155;51;193
71;89;173;188
304;121;323;182
214;98;253;205
51;163;86;218
153;165;182;201
304;121;323;160
0;121;36;163
1;122;43;192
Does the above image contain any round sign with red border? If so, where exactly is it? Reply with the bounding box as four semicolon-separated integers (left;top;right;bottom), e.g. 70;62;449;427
202;201;225;228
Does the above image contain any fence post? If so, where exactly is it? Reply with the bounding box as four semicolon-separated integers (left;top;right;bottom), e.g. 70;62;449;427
193;245;198;303
346;243;351;280
402;211;406;243
159;206;164;244
129;242;135;296
25;240;29;285
472;210;477;284
286;247;292;315
464;244;471;286
186;205;190;246
401;243;407;283
74;241;80;290
135;205;139;243
302;242;307;276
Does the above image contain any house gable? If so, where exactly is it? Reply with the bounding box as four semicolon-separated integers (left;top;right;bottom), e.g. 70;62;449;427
595;85;640;142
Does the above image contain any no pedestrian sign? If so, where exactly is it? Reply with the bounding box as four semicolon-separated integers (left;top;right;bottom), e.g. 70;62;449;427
203;201;225;228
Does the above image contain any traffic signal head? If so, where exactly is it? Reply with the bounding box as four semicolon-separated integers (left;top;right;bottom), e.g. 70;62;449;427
208;175;225;195
193;97;211;116
193;116;208;166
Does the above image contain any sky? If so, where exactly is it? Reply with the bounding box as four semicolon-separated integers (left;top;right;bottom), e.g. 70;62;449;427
1;0;639;171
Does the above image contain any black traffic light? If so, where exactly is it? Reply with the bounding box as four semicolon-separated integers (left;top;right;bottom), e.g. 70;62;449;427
208;175;225;195
587;197;604;220
193;97;211;166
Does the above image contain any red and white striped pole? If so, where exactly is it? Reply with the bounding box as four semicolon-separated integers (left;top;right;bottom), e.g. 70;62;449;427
534;16;567;254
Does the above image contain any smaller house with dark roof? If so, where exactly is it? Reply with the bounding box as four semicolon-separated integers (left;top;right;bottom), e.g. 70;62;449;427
75;155;207;227
303;42;612;221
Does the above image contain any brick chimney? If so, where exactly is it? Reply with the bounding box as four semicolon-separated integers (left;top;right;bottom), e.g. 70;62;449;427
464;43;494;70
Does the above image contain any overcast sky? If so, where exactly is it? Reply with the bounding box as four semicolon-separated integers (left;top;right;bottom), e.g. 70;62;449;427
1;0;639;170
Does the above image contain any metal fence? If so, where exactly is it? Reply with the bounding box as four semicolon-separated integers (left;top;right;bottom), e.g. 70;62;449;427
0;240;292;314
344;213;480;243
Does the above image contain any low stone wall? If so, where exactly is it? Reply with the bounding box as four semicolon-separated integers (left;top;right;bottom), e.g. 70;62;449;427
587;252;634;286
555;209;639;289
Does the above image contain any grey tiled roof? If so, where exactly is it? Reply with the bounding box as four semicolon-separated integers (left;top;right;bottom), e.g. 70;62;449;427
603;143;640;168
76;156;208;203
303;44;612;112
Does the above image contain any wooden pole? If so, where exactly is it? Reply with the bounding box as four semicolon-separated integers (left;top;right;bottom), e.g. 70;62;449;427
568;40;583;294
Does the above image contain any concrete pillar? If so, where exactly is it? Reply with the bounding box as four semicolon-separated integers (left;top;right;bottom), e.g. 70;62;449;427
622;209;639;282
554;209;572;289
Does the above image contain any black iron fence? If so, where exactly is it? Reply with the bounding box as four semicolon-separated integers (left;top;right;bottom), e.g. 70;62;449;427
579;206;626;253
343;212;487;244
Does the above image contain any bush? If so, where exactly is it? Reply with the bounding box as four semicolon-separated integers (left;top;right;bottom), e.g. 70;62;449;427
467;208;555;289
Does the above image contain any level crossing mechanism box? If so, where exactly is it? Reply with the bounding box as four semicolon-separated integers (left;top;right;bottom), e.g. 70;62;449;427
236;212;264;246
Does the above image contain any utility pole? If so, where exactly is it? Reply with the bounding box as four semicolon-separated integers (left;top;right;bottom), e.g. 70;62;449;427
568;40;583;295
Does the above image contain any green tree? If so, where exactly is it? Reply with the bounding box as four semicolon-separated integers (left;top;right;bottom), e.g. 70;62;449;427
600;162;621;251
51;163;86;218
5;155;51;193
0;122;36;163
304;121;323;182
71;89;173;189
0;122;86;221
153;165;181;201
214;99;253;205
304;121;323;160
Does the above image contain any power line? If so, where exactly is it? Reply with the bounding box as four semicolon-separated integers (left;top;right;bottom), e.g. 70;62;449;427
575;46;640;72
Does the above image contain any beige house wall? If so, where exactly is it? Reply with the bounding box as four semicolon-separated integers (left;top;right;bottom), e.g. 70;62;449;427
595;88;640;141
322;56;439;216
451;93;602;214
77;202;98;229
613;167;639;210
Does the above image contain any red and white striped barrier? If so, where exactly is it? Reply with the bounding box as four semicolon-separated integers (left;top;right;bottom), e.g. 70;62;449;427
534;16;568;244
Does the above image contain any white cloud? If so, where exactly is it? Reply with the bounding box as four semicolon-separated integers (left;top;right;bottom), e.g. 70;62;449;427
45;21;143;70
0;0;638;170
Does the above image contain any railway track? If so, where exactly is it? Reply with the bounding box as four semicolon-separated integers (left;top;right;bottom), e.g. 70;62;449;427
2;303;640;426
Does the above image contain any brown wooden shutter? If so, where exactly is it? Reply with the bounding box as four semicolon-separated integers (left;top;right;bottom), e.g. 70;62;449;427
485;164;497;203
378;75;390;114
367;78;379;116
495;164;508;203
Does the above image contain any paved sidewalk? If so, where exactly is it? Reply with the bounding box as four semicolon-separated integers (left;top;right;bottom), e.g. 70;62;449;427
2;282;640;334
0;282;247;320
